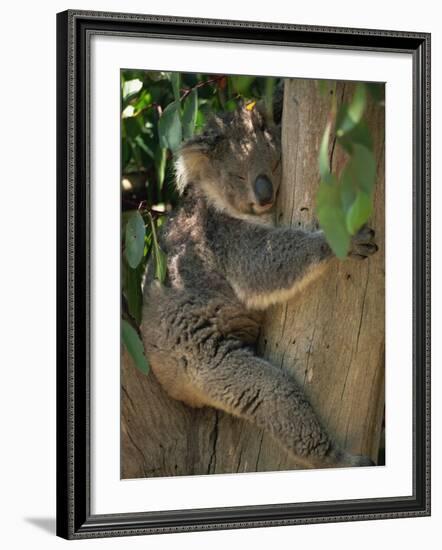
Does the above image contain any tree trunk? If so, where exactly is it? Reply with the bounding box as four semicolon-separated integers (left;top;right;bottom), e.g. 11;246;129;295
121;78;385;479
259;79;385;464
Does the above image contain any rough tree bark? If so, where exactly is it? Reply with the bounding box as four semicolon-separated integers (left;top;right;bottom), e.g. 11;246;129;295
121;78;385;478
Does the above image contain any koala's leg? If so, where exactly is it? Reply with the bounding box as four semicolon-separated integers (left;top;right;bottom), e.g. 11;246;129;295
192;346;373;469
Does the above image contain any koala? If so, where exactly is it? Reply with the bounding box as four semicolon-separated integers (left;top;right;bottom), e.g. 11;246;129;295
141;105;378;470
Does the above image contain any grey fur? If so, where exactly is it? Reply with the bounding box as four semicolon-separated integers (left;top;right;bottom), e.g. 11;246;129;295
141;106;378;469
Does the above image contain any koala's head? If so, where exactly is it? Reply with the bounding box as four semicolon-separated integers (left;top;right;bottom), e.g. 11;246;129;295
175;105;281;221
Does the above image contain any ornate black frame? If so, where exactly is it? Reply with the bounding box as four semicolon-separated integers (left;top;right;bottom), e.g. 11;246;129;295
56;9;431;540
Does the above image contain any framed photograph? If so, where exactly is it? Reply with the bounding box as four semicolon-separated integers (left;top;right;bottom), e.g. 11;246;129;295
56;10;430;539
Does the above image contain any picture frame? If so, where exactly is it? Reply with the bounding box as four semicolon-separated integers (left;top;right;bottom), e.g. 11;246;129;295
56;9;431;540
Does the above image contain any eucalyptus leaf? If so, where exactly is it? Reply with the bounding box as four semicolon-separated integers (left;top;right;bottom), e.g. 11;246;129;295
316;175;339;209
134;135;154;159
133;90;152;113
224;99;237;112
182;89;198;139
153;240;167;283
155;147;167;191
147;71;168;82
124;117;142;140
121;320;149;375
231;75;256;96
340;170;357;213
338;120;373;154
346;144;377;194
144;231;153;258
124;262;143;325
122;140;131;168
316;179;350;259
346;191;373;235
148;213;168;283
318;122;332;181
366;83;385;103
122;78;143;100
125;211;146;269
169;72;181;101
158;101;182;152
336;83;367;136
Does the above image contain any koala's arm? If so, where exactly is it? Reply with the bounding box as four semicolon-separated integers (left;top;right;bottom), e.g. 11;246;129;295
217;221;332;309
214;219;377;309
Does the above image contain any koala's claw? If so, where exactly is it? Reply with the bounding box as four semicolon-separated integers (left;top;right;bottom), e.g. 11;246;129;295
349;226;378;260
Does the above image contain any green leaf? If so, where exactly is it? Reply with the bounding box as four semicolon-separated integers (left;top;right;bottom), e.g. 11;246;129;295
144;232;152;258
318;204;351;259
158;101;182;152
133;90;152;113
346;191;373;235
155;147;167;191
346;82;367;126
148;213;168;283
316;179;350;259
224;99;237;112
121;320;149;375
340;169;357;213
153;241;167;283
338;120;373;154
182;89;198;139
124;262;143;325
195;109;206;132
144;231;153;258
123;117;142;140
169;72;181;101
147;71;168;82
134;135;154;159
122;78;143;100
122;140;131;168
318;122;332;180
366;83;385;103
231;75;256;96
122;105;135;118
125;211;146;269
345;144;377;194
336;83;367;136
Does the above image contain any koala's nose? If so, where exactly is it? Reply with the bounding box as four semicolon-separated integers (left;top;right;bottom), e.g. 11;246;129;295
253;175;273;206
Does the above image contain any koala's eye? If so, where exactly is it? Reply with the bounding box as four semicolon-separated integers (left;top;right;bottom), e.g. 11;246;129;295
229;173;246;182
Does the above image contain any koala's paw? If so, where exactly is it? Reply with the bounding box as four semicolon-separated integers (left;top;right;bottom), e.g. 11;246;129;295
349;226;378;260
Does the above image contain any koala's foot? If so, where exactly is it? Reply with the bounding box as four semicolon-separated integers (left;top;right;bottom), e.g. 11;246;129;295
349;226;378;260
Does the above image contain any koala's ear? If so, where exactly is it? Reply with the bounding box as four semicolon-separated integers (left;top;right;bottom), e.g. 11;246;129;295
179;128;223;154
174;113;226;193
175;131;220;194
